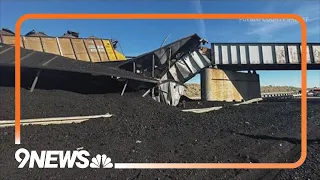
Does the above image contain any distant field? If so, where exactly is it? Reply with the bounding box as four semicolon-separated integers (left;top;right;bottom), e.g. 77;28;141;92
184;83;301;97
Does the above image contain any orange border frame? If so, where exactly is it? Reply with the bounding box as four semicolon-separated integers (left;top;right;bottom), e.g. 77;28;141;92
14;14;307;169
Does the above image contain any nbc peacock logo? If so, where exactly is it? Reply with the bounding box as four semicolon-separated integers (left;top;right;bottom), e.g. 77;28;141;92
90;154;113;168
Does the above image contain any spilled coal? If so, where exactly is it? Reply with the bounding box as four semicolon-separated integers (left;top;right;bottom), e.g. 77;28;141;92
0;67;319;180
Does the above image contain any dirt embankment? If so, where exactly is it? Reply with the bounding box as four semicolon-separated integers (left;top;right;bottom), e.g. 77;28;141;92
184;83;301;98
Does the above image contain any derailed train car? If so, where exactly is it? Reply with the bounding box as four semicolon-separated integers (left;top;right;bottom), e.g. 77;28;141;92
0;28;126;62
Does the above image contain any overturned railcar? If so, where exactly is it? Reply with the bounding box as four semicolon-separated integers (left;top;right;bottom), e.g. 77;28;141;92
0;31;211;106
0;28;126;62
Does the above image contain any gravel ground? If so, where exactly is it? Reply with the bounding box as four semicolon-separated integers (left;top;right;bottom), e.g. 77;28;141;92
0;68;319;179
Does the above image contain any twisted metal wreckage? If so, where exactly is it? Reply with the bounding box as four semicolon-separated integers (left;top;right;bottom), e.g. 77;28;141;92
0;33;211;106
1;30;319;106
118;34;211;106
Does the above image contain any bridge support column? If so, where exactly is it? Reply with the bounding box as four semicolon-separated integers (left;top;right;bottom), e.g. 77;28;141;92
201;68;261;102
200;68;213;101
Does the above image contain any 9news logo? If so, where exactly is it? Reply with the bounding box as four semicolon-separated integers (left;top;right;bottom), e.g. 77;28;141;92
15;148;113;169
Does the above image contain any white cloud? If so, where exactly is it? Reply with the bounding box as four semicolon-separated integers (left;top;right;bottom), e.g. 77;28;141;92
193;0;207;39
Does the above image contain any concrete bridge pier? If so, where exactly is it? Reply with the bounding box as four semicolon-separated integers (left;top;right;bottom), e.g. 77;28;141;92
201;68;261;102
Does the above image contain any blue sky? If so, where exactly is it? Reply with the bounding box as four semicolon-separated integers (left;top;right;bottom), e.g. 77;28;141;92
0;0;319;88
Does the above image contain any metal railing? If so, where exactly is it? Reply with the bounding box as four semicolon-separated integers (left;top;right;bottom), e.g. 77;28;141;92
261;92;301;98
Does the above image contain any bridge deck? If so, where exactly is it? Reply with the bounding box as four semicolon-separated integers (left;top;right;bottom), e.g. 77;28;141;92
211;43;320;70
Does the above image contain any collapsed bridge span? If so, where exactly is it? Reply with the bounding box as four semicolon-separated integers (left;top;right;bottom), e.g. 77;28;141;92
1;32;319;106
118;34;212;106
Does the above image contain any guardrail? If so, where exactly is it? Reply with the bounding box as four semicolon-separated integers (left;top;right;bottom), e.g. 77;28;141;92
261;92;301;98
